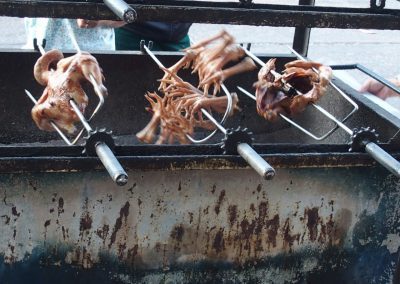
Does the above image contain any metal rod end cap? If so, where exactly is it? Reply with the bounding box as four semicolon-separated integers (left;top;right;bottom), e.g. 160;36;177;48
124;9;137;23
264;170;275;180
115;174;128;186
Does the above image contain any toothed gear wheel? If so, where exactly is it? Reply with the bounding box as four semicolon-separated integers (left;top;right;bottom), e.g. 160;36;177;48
82;128;115;156
349;127;379;152
221;127;254;155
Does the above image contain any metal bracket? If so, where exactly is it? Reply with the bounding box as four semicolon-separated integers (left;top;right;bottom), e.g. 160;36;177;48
140;40;153;52
239;42;252;51
370;0;386;9
33;38;46;52
238;0;253;7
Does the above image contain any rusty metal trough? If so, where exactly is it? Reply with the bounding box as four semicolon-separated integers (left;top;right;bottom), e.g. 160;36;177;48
0;50;399;283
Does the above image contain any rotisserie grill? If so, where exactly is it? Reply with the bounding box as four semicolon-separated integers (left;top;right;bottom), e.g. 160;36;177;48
0;1;400;283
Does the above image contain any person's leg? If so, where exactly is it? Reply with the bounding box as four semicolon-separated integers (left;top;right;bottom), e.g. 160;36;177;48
115;28;151;51
159;35;191;51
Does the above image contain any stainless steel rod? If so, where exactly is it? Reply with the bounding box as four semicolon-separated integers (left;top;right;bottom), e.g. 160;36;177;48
237;143;275;180
69;99;128;185
95;142;128;186
143;44;275;179
311;103;353;135
201;108;275;179
103;0;137;23
201;109;227;135
365;142;400;177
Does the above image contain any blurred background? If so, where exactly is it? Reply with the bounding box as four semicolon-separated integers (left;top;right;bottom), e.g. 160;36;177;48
1;0;399;86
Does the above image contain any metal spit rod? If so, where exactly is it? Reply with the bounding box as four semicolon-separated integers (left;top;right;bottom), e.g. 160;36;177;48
241;46;358;140
35;22;107;145
239;49;400;177
66;20;128;185
289;47;400;177
26;23;129;186
201;109;275;179
142;44;275;180
103;0;137;23
69;101;128;185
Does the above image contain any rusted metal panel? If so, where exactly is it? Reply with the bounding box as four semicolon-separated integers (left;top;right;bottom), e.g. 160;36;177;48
0;167;399;283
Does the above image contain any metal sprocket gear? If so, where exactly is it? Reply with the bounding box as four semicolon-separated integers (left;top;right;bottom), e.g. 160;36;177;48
82;128;115;156
221;126;254;154
349;127;379;152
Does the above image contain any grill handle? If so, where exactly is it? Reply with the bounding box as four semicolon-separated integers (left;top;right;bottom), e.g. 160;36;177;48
103;0;137;23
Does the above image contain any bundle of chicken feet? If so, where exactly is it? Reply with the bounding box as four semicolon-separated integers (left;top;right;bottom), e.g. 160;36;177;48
137;30;255;144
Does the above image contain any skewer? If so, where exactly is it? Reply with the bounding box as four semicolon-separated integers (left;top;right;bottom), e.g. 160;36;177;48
238;50;400;177
66;20;128;185
69;100;128;185
142;44;275;180
25;23;128;186
241;46;358;140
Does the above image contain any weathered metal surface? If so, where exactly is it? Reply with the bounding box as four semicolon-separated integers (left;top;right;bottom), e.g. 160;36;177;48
0;145;399;173
0;0;400;29
0;167;399;283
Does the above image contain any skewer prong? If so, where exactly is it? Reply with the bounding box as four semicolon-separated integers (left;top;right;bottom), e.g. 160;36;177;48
240;46;358;140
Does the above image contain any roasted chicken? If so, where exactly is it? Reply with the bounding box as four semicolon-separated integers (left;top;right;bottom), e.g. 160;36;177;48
32;50;107;133
255;58;332;121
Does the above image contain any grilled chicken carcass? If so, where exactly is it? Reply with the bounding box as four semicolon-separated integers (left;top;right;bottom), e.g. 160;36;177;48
254;58;332;121
32;50;107;133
